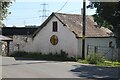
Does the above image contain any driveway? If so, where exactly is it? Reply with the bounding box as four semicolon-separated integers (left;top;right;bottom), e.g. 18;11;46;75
1;56;119;79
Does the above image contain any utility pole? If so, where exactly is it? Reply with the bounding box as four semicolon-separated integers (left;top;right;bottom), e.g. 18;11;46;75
39;2;49;22
82;0;86;60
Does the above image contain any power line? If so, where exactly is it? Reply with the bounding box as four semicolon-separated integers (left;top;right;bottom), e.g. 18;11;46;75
57;0;69;12
7;17;39;20
66;9;80;13
7;9;80;20
39;2;49;22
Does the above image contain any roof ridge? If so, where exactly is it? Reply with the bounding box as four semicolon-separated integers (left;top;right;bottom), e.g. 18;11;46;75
54;12;92;16
54;12;81;16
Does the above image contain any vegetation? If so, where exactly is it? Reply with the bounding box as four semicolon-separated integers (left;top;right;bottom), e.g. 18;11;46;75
78;52;120;67
0;0;14;27
79;59;120;67
11;51;120;66
88;1;120;61
25;25;39;28
86;52;104;64
10;50;76;61
87;1;120;30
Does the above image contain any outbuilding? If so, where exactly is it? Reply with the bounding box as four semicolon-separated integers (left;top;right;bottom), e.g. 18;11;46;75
0;35;12;56
14;12;116;59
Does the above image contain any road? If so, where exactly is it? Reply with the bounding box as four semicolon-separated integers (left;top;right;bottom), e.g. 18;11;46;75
1;56;119;79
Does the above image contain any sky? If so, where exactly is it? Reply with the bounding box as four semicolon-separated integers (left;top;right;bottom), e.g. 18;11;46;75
3;0;96;27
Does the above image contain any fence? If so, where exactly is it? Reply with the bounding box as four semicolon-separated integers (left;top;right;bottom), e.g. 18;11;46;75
87;45;119;61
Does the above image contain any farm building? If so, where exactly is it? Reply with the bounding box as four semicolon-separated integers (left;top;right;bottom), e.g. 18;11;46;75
13;12;117;59
0;35;12;56
1;27;38;55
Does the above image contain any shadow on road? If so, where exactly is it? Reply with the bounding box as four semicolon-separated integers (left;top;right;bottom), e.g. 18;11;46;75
70;64;120;79
1;60;65;67
1;61;52;66
14;57;76;61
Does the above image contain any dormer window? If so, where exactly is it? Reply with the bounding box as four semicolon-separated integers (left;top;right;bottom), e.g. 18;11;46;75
52;21;58;32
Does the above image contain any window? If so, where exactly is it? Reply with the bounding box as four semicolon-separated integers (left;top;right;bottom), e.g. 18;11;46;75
52;21;58;32
109;41;112;47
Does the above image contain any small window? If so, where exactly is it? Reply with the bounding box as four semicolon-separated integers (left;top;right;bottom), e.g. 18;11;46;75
109;41;112;47
52;21;58;32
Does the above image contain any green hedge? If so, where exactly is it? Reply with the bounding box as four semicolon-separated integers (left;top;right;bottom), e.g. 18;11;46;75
86;52;104;64
10;50;76;61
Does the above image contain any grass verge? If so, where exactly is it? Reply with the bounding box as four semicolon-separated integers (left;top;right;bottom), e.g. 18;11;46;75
78;59;120;67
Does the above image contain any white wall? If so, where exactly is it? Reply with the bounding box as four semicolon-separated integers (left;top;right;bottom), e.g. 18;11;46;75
9;42;14;55
85;38;116;48
24;16;78;57
78;37;116;59
0;42;2;55
13;35;32;52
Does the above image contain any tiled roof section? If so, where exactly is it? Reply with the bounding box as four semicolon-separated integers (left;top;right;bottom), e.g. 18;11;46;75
0;35;12;41
54;13;113;37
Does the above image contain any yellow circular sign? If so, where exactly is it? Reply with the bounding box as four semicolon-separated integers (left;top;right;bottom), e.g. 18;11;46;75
50;35;58;45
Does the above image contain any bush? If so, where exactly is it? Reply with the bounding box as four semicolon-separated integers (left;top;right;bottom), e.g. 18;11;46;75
10;50;76;61
10;51;28;57
86;52;104;64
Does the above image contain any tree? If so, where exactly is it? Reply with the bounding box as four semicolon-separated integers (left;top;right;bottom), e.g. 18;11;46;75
0;0;13;27
87;1;120;30
87;1;120;61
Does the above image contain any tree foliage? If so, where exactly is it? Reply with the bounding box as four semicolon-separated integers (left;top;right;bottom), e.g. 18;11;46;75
0;0;13;27
87;1;120;30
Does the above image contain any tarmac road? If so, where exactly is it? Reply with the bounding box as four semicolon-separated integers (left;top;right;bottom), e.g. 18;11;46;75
1;56;119;79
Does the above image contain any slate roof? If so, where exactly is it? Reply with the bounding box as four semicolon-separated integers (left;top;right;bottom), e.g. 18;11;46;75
2;27;38;36
33;12;114;38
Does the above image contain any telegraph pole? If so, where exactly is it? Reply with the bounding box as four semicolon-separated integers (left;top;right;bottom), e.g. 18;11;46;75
82;0;86;60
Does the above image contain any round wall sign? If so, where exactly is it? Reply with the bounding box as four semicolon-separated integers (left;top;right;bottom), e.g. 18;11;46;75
50;35;58;45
